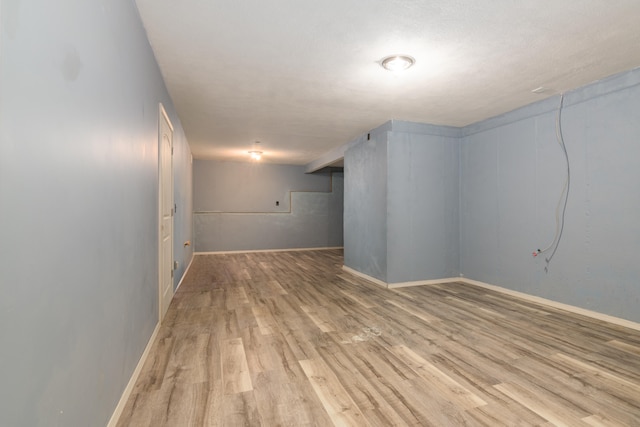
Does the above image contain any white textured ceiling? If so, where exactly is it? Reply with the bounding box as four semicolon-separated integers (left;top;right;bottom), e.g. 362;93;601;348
135;0;640;165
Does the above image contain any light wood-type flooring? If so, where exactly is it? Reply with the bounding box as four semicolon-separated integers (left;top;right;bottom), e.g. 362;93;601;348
117;249;640;426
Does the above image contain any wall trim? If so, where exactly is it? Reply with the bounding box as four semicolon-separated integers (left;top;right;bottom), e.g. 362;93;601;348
341;266;388;288
175;253;195;292
106;321;161;427
388;277;464;289
196;246;343;255
458;278;640;332
340;268;640;332
341;266;460;289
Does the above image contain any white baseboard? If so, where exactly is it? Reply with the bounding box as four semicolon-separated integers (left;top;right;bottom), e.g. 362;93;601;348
389;277;463;289
341;266;459;289
458;278;640;332
175;253;195;292
107;322;161;427
196;246;343;255
340;267;640;332
341;266;388;288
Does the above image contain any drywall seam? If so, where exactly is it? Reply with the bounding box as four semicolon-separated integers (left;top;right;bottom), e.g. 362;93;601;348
106;322;161;427
196;246;343;255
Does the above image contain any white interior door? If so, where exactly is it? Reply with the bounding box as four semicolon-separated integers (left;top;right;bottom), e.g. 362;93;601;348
159;104;174;321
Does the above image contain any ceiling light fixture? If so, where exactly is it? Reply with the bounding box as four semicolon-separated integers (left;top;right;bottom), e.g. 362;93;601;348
248;140;262;160
381;55;415;72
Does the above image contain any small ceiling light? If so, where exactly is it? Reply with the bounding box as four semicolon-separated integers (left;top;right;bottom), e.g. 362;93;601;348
248;140;262;160
381;55;415;72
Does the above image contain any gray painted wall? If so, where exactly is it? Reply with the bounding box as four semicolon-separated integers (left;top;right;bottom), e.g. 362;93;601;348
194;161;343;251
344;134;388;281
460;68;640;323
387;131;460;283
344;124;460;284
343;68;640;324
194;160;330;212
0;1;192;426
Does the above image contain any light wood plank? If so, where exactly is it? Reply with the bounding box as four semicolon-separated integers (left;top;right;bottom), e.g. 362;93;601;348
300;305;336;332
299;358;369;426
149;382;209;426
221;337;253;395
385;299;438;323
607;339;640;356
494;382;589;427
163;334;211;385
221;391;262;426
445;295;506;318
251;305;276;335
390;345;487;410
231;286;250;306
267;279;288;295
582;414;628;427
552;353;640;393
340;289;376;308
131;336;175;394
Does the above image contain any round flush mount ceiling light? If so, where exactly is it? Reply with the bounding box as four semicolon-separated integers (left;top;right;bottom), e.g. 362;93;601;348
380;55;415;72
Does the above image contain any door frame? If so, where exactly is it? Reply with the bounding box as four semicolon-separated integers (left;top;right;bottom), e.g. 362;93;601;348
158;103;174;322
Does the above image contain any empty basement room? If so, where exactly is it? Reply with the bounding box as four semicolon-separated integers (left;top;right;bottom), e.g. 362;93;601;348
2;1;640;426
